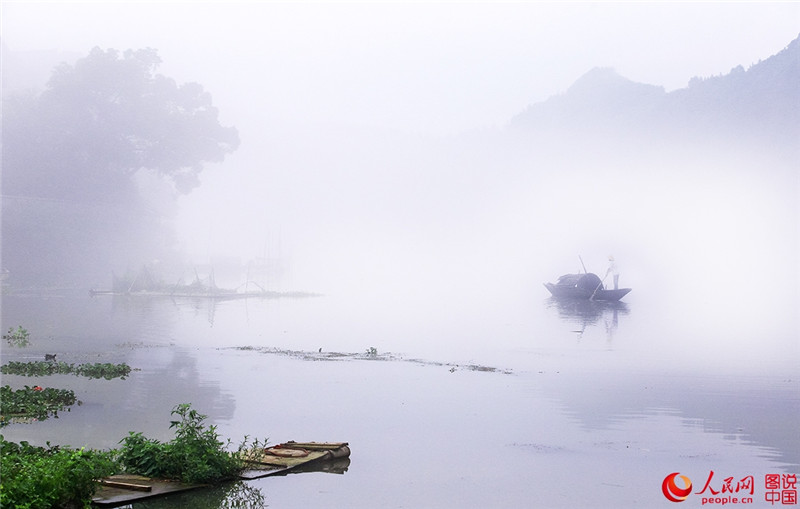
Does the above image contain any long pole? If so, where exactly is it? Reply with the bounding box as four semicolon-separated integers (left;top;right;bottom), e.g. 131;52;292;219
591;273;609;300
579;256;587;274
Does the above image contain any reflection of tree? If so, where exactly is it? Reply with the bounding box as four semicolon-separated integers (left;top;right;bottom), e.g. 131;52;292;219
110;296;236;424
545;298;629;340
123;347;237;431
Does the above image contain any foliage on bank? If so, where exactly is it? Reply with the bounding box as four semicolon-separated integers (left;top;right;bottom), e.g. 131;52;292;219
1;361;132;380
0;403;264;508
118;403;258;484
0;436;119;509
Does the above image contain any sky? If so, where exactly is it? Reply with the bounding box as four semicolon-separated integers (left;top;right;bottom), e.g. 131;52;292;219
2;2;799;135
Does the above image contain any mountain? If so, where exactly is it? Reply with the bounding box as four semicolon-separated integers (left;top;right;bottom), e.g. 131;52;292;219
510;67;666;133
508;35;799;150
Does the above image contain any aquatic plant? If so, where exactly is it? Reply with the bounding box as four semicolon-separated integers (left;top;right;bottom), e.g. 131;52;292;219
119;403;262;484
0;385;78;425
74;362;132;379
0;436;119;509
3;326;30;347
1;403;269;507
0;361;133;380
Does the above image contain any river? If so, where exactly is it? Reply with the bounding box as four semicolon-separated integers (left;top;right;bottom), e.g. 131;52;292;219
1;279;797;508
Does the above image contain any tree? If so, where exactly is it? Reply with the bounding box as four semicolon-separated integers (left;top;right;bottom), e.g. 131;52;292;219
1;47;240;285
3;47;239;203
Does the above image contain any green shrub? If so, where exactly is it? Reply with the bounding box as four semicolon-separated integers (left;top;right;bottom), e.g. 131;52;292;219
0;435;119;509
119;403;245;484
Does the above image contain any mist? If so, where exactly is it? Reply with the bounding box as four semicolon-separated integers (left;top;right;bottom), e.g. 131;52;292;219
2;5;799;506
3;0;798;358
0;0;797;402
173;116;798;345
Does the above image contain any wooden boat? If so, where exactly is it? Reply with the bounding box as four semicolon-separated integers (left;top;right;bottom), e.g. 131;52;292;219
239;441;351;479
92;441;350;507
544;272;631;301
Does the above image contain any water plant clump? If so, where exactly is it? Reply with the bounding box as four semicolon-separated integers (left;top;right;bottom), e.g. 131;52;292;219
119;403;262;484
1;361;133;380
3;326;30;347
0;385;79;426
0;436;119;509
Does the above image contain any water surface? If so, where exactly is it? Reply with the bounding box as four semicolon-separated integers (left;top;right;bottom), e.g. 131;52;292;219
1;286;797;508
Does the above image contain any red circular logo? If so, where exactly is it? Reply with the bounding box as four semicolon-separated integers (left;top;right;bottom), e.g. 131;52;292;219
662;472;693;502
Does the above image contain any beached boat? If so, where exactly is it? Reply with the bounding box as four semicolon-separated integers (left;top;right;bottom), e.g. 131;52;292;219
239;441;351;479
92;441;350;507
544;272;631;301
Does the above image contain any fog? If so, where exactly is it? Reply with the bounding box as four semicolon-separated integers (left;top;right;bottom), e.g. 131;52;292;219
4;2;797;131
2;7;799;507
171;126;798;348
2;2;798;359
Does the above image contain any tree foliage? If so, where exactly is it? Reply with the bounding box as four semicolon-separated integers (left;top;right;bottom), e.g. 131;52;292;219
3;47;239;203
1;47;239;285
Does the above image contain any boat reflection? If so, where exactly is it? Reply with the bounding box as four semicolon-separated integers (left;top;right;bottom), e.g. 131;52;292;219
282;456;351;476
545;297;629;340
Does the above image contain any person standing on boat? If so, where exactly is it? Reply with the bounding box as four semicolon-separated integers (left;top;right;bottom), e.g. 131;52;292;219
606;255;619;290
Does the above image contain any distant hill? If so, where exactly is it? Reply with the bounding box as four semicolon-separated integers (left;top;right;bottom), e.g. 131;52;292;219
510;67;666;133
508;35;799;151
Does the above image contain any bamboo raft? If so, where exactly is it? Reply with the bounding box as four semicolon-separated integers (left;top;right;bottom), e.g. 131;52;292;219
92;441;350;507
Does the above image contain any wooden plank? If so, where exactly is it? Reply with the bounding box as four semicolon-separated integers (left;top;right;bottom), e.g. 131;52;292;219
92;475;207;506
98;479;152;492
285;441;348;450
